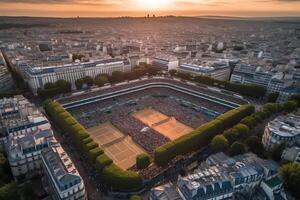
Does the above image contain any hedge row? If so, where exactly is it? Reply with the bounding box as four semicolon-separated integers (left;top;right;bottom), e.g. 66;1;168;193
239;100;299;129
38;80;71;99
222;99;300;152
130;195;142;200
101;164;142;191
136;153;151;169
44;100;97;153
95;154;113;171
44;100;142;191
154;104;254;166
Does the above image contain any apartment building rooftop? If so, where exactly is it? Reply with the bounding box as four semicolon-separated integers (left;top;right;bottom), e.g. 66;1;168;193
175;152;283;200
22;57;128;75
8;129;55;163
150;182;182;200
267;113;300;138
41;145;82;191
0;96;50;136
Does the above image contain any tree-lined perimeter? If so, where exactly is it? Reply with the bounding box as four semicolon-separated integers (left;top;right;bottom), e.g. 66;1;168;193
44;100;142;191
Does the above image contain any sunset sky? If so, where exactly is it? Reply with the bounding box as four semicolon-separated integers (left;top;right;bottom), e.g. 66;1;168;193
0;0;300;18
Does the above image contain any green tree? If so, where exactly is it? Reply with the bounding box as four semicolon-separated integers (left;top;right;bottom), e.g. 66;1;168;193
169;69;177;76
229;142;246;156
0;154;5;165
251;111;266;122
136;153;151;169
146;66;159;76
109;71;125;83
232;123;249;137
267;92;279;103
101;164;142;190
95;154;113;172
263;103;284;113
223;129;239;144
125;71;141;80
288;94;300;106
176;71;191;80
44;82;57;90
270;143;286;162
88;147;104;164
83;76;94;86
75;78;84;90
0;181;19;200
211;135;229;153
0;153;11;183
21;183;36;200
72;54;84;61
195;75;217;86
56;80;71;93
240;116;257;129
130;195;142;200
283;100;298;112
94;75;109;87
246;136;264;155
280;162;300;199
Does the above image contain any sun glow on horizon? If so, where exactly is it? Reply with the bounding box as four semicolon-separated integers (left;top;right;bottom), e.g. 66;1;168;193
135;0;174;10
0;0;300;17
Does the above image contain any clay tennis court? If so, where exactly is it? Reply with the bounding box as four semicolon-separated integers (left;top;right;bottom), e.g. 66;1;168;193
87;123;144;170
132;108;193;140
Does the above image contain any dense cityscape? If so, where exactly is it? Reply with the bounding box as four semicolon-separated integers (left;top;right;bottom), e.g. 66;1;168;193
0;15;299;200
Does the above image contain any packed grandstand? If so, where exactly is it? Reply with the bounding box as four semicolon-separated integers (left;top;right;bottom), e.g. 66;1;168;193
57;77;247;159
43;76;254;191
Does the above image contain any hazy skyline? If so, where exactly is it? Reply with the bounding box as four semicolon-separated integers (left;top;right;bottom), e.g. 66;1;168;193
0;0;300;18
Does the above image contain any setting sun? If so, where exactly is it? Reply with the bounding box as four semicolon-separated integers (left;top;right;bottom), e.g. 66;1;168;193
135;0;173;10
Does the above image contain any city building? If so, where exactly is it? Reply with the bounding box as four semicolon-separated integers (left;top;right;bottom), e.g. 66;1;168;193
267;72;294;94
152;55;179;71
231;64;299;100
150;182;182;200
8;128;56;179
151;153;286;200
0;52;14;92
0;96;50;147
41;145;87;200
231;64;273;88
0;95;87;199
0;95;55;179
262;113;300;150
281;146;300;163
17;58;131;94
277;86;300;102
179;63;230;80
